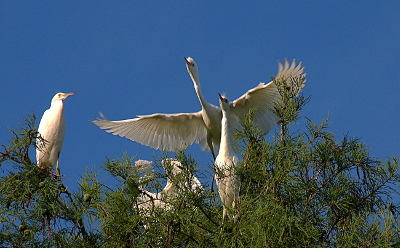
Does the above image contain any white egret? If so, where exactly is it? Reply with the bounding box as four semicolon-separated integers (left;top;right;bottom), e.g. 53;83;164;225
135;159;202;214
93;58;305;159
134;160;165;212
162;158;202;193
214;94;240;221
135;159;155;177
36;92;77;176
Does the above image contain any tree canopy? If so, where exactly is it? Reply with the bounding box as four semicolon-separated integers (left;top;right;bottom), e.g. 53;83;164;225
1;78;399;247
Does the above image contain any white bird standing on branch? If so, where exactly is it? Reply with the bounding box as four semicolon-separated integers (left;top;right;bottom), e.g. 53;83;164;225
36;92;77;176
215;94;240;222
93;57;305;159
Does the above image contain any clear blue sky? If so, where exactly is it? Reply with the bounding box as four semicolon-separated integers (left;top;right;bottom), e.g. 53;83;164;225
1;2;399;190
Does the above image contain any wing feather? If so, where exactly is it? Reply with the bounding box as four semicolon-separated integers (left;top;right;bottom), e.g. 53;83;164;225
229;59;306;134
93;111;206;151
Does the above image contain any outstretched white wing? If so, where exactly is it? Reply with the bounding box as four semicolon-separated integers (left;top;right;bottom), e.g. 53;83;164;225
229;59;306;134
276;59;306;82
93;111;207;151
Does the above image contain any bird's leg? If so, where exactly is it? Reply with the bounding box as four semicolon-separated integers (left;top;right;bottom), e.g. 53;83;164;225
207;134;217;191
222;207;228;223
210;151;216;192
55;155;61;180
56;160;60;176
206;132;216;161
211;150;216;161
211;166;216;192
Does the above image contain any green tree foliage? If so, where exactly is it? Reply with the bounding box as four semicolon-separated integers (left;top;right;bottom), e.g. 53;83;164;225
1;78;399;247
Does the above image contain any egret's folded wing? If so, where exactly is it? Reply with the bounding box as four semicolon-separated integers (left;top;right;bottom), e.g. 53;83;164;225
36;109;60;165
93;111;206;151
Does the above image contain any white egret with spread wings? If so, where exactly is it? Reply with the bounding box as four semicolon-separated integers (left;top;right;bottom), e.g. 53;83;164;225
93;58;305;159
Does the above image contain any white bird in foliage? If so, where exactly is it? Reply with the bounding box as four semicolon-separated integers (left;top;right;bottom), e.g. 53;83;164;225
161;158;202;193
93;57;305;159
36;92;77;176
135;159;202;214
214;94;240;221
134;159;165;212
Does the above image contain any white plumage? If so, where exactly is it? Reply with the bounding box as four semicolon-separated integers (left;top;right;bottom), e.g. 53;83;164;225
214;94;240;221
93;58;305;159
36;92;77;175
135;159;202;214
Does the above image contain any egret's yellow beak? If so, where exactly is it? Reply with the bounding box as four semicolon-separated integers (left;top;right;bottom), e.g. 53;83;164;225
63;91;77;99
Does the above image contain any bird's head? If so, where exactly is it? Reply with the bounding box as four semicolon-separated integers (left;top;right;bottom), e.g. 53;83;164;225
184;57;200;85
218;93;230;112
134;159;154;175
162;158;183;177
52;91;77;104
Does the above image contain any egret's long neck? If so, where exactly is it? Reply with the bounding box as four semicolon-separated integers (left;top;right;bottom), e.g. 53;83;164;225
190;72;212;111
50;101;65;119
194;84;208;109
163;180;174;194
219;109;233;157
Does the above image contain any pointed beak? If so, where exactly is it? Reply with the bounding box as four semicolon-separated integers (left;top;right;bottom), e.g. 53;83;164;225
184;57;193;67
64;91;77;99
184;57;189;65
218;93;222;100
